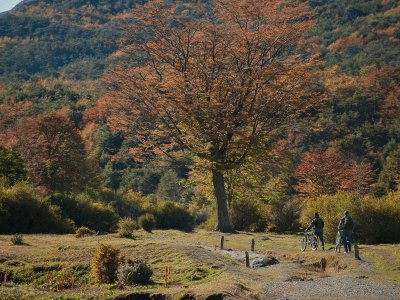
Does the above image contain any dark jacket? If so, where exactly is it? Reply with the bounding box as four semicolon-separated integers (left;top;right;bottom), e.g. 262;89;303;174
338;216;355;232
307;217;324;232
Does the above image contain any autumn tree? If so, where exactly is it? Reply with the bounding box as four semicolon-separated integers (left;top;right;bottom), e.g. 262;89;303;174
16;113;95;193
294;148;374;198
107;0;324;231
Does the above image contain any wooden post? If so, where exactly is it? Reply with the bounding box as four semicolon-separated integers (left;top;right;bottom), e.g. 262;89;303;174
320;258;327;271
164;266;171;287
250;238;255;252
245;251;250;268
220;235;224;250
70;276;75;288
354;244;360;260
164;266;168;287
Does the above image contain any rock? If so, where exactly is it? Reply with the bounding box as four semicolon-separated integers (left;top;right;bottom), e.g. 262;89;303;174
113;293;170;300
251;256;279;268
204;293;227;300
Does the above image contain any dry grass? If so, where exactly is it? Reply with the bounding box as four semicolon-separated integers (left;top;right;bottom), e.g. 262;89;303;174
0;231;399;299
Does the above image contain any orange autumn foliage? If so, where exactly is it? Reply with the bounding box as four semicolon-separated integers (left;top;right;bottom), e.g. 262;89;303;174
294;148;374;198
105;0;325;231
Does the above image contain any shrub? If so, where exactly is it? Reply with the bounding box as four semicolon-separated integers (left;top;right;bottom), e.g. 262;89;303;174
188;203;212;226
85;189;144;218
11;233;24;245
75;227;96;238
301;192;400;244
91;244;120;284
230;197;264;232
0;184;75;234
117;258;153;286
265;197;301;233
138;214;156;233
262;176;302;233
49;193;118;232
118;217;138;238
152;201;195;232
200;212;217;231
301;192;362;243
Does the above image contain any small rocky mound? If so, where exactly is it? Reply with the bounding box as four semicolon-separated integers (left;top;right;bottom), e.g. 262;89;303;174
113;293;168;300
251;256;279;268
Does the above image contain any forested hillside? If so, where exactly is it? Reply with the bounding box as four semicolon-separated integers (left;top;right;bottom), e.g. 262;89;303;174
0;0;398;80
0;0;399;241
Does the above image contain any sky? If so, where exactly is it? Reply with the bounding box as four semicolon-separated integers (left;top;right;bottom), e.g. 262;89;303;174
0;0;23;13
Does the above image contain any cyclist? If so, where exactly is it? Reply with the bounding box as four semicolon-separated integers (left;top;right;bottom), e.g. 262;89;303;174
306;212;325;250
338;211;355;253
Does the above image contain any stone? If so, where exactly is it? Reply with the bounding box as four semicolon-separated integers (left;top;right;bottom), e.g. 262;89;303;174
251;256;279;268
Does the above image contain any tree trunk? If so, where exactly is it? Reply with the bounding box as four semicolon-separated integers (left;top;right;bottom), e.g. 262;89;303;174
212;169;233;232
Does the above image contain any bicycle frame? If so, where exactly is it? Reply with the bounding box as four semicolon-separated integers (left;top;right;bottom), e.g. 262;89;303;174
301;230;318;251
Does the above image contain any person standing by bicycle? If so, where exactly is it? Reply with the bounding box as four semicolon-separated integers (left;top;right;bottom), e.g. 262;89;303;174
306;212;325;250
338;211;355;253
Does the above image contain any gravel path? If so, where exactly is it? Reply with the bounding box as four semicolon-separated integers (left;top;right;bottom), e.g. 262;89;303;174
263;275;400;300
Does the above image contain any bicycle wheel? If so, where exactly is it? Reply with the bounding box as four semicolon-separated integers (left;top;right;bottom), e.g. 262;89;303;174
310;235;318;251
300;236;307;251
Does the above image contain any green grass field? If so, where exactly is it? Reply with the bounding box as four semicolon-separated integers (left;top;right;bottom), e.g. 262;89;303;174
0;230;399;299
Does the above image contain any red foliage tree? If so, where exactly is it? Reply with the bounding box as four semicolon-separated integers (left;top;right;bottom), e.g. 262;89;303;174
295;148;374;198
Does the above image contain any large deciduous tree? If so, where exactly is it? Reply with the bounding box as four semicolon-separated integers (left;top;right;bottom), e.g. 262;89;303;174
107;0;324;231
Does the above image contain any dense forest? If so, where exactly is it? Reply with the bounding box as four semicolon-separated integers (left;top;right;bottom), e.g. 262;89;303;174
0;0;399;243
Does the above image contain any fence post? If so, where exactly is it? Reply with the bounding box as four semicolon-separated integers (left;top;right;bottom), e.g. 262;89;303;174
320;257;327;271
245;251;250;268
220;235;224;250
164;266;171;287
354;244;360;260
250;238;255;252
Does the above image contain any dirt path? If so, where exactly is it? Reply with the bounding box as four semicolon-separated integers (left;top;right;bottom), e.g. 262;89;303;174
263;275;400;300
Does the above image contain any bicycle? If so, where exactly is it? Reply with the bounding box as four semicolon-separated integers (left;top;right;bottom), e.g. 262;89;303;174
300;230;319;251
335;230;343;252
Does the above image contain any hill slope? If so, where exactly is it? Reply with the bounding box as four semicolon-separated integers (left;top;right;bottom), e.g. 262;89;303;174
0;0;398;81
0;0;144;81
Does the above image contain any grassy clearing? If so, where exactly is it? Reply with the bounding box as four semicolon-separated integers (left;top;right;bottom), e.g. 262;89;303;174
0;231;399;299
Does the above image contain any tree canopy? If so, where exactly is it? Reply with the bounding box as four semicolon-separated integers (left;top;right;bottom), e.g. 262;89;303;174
107;0;325;231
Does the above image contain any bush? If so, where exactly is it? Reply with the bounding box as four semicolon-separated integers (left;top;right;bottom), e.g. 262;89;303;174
117;258;153;286
188;203;212;226
265;197;301;233
138;214;156;233
11;233;24;245
91;244;120;284
89;188;144;218
118;217;138;238
301;192;362;243
152;201;195;232
75;227;96;238
49;194;118;232
301;192;400;244
0;184;74;234
230;197;265;232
